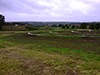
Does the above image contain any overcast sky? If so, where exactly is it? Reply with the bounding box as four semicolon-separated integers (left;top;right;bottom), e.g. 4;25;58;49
0;0;100;22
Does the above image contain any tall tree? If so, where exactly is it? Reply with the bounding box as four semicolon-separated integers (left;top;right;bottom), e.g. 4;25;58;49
0;14;5;30
80;22;87;29
59;24;63;27
95;23;100;30
71;25;75;29
89;23;95;29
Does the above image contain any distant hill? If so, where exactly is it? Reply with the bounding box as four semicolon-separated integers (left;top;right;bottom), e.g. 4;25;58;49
5;21;82;26
21;21;81;26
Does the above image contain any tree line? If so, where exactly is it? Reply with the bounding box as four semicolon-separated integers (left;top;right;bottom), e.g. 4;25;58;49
51;22;100;30
0;14;100;30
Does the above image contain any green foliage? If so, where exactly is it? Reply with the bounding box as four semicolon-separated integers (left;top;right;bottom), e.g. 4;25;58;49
59;24;63;27
65;24;68;27
0;14;5;30
95;23;100;30
65;24;69;29
62;24;70;29
4;22;27;26
25;26;39;30
89;23;95;29
51;24;58;27
62;25;66;29
80;22;88;29
71;25;75;29
89;22;100;30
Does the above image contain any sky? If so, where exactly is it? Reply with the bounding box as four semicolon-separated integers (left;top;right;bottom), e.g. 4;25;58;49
0;0;100;22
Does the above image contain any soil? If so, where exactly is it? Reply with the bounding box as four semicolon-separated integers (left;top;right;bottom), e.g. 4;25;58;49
5;33;100;54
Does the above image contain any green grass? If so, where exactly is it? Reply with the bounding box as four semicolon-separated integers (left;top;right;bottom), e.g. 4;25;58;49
60;36;82;39
0;29;100;75
1;33;100;61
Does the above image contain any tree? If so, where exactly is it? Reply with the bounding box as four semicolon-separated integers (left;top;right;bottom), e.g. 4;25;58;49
80;22;87;29
62;25;65;29
71;25;75;29
65;24;69;29
0;14;5;30
51;24;57;27
89;23;95;29
59;24;63;27
95;23;100;30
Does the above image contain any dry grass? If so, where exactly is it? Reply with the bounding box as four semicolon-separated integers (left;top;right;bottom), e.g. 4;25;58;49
0;30;100;75
1;26;28;31
0;46;79;75
0;45;100;75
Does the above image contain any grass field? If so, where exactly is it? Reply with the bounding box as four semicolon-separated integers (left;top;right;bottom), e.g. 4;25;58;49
1;26;28;31
0;27;100;75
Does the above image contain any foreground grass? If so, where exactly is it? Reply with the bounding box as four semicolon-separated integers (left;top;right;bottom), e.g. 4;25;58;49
0;30;100;75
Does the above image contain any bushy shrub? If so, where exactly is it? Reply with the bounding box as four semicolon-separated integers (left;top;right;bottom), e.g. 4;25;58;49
59;24;63;27
65;24;69;29
71;25;75;29
51;24;58;27
62;25;66;29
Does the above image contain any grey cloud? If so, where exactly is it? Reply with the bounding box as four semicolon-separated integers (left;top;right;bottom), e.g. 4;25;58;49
0;0;21;11
0;0;100;22
21;0;52;10
0;0;51;14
